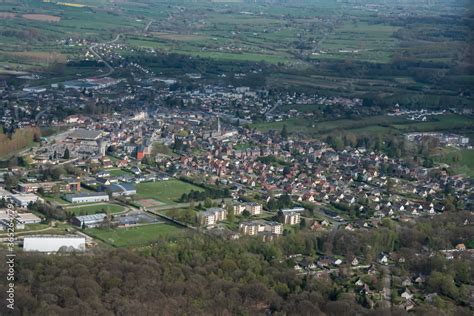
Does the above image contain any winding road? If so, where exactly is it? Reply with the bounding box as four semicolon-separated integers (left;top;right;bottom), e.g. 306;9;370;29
89;33;122;77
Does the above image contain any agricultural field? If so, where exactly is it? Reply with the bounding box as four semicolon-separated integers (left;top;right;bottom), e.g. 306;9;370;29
0;0;471;110
135;179;203;204
86;223;185;247
314;21;400;63
253;114;474;138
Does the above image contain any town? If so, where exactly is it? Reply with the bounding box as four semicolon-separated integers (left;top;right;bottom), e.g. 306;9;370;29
0;0;472;314
1;76;472;311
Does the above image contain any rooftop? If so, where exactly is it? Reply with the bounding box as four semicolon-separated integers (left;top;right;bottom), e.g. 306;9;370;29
73;213;107;221
68;128;103;140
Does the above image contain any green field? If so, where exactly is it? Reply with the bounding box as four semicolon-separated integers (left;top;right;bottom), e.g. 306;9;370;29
434;148;474;178
253;114;474;137
136;180;203;204
315;21;400;63
42;194;71;205
65;204;124;215
391;115;474;132
87;223;185;247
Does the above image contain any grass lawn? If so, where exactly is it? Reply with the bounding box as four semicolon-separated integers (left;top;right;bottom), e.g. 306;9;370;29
42;194;71;205
22;223;49;231
65;203;124;215
136;180;203;204
108;168;132;177
87;223;185;247
217;219;238;231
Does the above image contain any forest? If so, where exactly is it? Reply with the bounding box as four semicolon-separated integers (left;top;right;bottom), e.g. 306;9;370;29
0;211;471;315
0;127;40;158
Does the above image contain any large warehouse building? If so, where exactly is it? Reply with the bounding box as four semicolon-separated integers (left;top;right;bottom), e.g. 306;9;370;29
9;194;43;208
23;235;86;253
64;192;109;203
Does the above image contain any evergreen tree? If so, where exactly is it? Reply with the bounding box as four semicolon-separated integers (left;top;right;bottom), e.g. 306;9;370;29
280;125;288;140
63;148;70;159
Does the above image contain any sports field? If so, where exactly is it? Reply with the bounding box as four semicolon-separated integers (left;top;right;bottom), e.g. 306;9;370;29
87;223;185;247
65;203;125;215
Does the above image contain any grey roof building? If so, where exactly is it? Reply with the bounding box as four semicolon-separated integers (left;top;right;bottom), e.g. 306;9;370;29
71;213;107;228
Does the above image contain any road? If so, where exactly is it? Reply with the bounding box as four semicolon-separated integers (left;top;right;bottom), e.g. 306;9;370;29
298;264;371;276
146;197;232;212
0;226;54;238
144;20;153;33
381;265;392;308
89;33;121;77
265;102;280;116
148;202;193;212
35;109;48;122
144;207;195;230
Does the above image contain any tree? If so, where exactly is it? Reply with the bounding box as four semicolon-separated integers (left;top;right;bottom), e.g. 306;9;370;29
299;218;306;229
226;205;235;222
427;271;459;299
443;195;456;212
267;198;278;211
386;178;394;194
51;184;61;197
204;197;213;208
63;148;70;160
280;125;288;140
37;187;45;196
50;166;66;180
4;174;18;190
277;194;292;209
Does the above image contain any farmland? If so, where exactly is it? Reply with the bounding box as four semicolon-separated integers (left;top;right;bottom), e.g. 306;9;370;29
313;21;400;63
135;180;203;204
0;0;470;111
252;114;474;138
86;223;185;247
